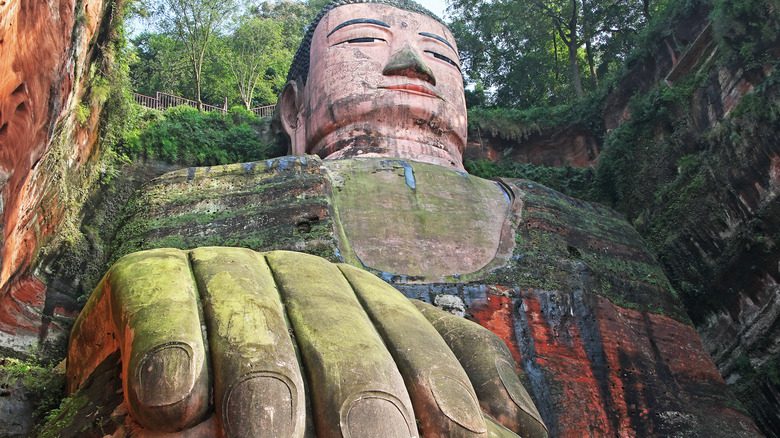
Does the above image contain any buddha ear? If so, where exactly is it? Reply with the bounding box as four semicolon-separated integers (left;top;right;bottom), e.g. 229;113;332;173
280;80;305;155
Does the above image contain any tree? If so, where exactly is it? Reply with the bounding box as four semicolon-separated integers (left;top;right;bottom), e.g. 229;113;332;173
449;0;579;107
154;0;238;107
130;32;190;95
251;0;322;51
449;0;667;107
226;17;288;109
530;0;585;97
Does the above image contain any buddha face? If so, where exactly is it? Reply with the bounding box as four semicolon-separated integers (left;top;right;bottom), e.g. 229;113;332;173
281;3;467;169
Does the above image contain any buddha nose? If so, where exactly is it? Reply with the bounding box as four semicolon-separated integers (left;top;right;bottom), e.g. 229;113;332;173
382;45;436;86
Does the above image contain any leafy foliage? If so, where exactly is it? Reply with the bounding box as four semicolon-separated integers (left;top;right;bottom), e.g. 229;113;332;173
592;72;705;213
130;0;322;108
465;159;595;200
449;0;671;107
122;105;283;166
0;357;65;432
226;17;289;108
711;0;780;68
130;32;189;95
152;0;239;104
468;94;604;142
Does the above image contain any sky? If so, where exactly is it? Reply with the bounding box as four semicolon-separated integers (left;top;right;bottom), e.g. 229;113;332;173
419;0;449;19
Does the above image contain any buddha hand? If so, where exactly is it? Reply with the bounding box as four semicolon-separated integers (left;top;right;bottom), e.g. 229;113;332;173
67;248;547;438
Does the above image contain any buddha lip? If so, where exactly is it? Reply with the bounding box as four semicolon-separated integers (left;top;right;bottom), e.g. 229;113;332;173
379;84;441;98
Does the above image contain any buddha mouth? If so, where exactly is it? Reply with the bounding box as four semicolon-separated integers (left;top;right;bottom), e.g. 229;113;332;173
378;83;442;99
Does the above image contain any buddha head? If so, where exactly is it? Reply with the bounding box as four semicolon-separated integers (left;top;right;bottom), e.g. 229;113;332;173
278;0;467;169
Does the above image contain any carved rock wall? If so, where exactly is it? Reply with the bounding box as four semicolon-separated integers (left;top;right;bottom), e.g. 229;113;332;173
464;2;779;432
596;24;780;437
75;157;758;437
464;126;601;168
0;0;112;352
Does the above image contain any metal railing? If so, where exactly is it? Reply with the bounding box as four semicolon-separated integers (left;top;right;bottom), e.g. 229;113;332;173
132;91;276;118
251;104;276;118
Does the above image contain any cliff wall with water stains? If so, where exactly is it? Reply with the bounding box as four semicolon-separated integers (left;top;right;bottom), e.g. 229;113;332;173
47;157;759;437
0;0;121;353
463;1;779;432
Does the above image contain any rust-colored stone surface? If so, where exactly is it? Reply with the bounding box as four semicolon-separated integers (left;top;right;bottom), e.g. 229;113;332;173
464;126;601;168
466;290;760;438
34;2;765;436
281;3;467;170
0;0;110;350
81;158;761;437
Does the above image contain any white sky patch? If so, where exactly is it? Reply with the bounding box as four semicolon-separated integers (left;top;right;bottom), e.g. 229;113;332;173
419;0;449;19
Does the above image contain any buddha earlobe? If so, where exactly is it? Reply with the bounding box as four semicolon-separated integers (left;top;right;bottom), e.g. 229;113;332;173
280;80;305;155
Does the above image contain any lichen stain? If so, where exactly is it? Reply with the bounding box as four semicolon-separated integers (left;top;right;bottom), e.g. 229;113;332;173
468;292;523;365
520;292;615;437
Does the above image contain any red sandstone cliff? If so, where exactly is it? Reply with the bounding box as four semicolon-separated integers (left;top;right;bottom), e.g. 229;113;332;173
464;2;780;434
0;0;116;352
45;157;757;437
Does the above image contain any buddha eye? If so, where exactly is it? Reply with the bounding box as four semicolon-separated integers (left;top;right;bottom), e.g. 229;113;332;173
335;37;387;46
425;50;461;71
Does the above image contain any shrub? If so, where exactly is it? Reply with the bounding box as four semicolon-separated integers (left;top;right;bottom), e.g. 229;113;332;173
122;105;283;166
465;159;595;200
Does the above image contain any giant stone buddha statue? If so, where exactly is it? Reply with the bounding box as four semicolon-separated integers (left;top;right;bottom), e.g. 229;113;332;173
58;1;761;437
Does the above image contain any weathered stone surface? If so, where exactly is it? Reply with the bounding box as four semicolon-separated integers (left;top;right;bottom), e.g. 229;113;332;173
399;176;760;437
64;248;540;437
68;249;210;431
327;158;514;279
414;300;547;438
465;125;601;168
110;157;335;263
282;3;467;170
0;376;34;438
0;0;121;352
190;247;305;438
37;352;124;438
341;263;489;437
96;156;758;437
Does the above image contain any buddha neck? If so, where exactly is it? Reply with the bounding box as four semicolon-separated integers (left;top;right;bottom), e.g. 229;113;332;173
307;124;465;170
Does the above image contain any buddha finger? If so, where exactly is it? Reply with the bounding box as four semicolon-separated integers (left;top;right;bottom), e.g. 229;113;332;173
485;415;522;438
107;249;211;432
266;251;418;438
189;247;306;438
413;300;549;438
338;263;488;438
67;276;121;395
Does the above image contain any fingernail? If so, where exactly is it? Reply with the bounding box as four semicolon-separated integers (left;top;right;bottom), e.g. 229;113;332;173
429;373;486;433
136;344;194;407
342;395;415;437
224;375;297;438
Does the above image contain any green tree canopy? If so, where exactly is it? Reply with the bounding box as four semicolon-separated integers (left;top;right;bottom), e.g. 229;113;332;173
449;0;671;107
227;17;289;108
153;0;239;106
130;0;323;108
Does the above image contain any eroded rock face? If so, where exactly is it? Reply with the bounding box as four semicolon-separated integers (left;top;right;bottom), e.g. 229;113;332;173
464;125;601;168
65;247;546;437
597;15;780;434
459;2;778;431
0;0;115;351
74;156;758;437
0;376;34;438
